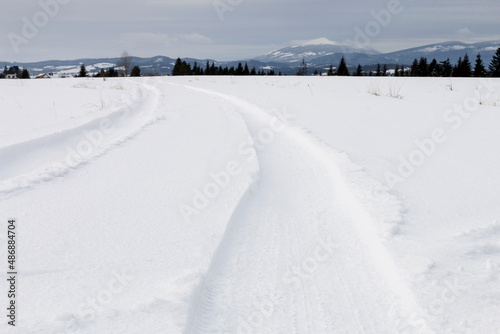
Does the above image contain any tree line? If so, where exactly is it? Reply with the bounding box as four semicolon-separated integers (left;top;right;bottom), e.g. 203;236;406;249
172;58;280;76
78;65;142;78
323;46;500;77
171;45;500;77
79;51;141;78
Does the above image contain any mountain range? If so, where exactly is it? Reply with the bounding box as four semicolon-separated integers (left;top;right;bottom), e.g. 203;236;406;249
1;38;499;77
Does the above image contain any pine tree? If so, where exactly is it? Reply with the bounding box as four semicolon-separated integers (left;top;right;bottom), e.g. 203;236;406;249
355;64;363;76
382;64;387;76
236;63;244;75
297;59;308;76
410;59;418;76
172;58;183;76
428;59;438;76
20;68;30;79
376;63;381;76
130;66;141;77
108;67;119;77
243;62;250;75
394;65;399;77
172;58;193;75
440;58;453;77
327;64;335;76
399;67;406;77
337;57;349;76
78;64;87;77
418;57;429;77
473;54;487;77
192;62;200;75
205;61;210;75
461;53;472;77
452;57;461;77
489;46;500;77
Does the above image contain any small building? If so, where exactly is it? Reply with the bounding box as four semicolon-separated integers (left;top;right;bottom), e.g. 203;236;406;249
35;73;51;79
4;67;19;79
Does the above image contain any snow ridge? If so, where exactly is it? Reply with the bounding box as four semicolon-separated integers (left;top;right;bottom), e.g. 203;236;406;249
0;80;162;199
172;83;427;333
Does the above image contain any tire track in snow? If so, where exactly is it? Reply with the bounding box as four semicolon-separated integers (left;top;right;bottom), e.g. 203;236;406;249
171;83;430;333
0;80;163;199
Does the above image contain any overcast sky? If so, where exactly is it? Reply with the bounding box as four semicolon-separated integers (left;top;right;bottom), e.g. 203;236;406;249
1;0;499;62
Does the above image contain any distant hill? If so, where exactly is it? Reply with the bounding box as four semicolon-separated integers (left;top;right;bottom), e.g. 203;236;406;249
1;39;499;76
252;38;500;70
253;38;380;63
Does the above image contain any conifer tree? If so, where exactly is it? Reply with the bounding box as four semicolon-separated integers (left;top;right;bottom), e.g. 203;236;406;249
428;59;438;76
172;58;183;76
376;63;381;76
204;61;209;75
399;66;405;77
337;56;349;76
418;57;429;76
461;53;472;77
440;58;453;77
355;64;363;76
208;63;216;75
394;65;399;77
20;68;30;79
108;67;119;77
78;64;87;77
192;62;200;75
452;57;463;77
296;59;308;76
130;66;141;77
327;64;335;76
489;46;500;77
301;59;308;76
473;54;487;77
236;63;244;75
410;59;418;76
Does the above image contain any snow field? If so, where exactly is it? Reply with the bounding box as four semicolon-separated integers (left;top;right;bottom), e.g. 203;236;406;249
0;76;499;333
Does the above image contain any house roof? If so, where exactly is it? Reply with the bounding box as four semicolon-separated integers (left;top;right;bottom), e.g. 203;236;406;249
6;67;18;75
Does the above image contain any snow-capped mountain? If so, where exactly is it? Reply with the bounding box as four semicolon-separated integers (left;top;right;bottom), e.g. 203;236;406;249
253;38;381;63
384;40;500;65
253;39;500;67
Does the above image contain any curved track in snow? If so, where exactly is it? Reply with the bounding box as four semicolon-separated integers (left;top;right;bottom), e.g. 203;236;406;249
0;79;434;333
0;81;163;199
173;84;428;334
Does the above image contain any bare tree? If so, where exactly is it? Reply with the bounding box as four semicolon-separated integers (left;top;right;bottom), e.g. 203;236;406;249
118;51;132;76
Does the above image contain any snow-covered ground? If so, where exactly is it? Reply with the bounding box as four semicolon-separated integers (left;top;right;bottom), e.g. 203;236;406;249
0;76;499;333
